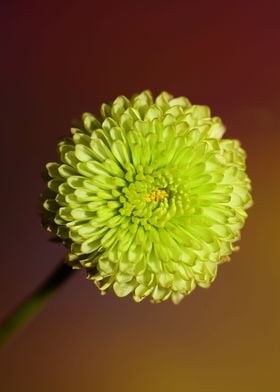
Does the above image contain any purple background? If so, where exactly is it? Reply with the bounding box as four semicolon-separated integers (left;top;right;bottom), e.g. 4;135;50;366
0;1;279;391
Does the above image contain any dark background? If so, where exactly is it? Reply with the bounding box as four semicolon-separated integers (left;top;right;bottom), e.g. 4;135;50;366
0;1;279;391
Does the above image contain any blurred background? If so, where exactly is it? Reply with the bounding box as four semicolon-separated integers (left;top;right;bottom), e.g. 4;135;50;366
0;0;279;391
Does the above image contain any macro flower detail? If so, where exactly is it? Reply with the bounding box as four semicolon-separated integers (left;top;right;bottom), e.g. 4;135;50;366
42;90;252;304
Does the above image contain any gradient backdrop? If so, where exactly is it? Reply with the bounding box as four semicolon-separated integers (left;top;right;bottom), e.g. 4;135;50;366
1;1;280;391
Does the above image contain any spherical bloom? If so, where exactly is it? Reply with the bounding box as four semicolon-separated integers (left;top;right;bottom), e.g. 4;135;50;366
41;91;252;304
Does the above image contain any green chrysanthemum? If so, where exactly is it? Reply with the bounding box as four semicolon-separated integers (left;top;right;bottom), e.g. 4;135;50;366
41;90;252;304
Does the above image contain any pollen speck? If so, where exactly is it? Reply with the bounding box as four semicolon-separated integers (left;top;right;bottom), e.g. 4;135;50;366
144;189;169;202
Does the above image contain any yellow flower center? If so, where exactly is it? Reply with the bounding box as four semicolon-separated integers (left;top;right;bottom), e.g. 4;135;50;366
144;189;169;202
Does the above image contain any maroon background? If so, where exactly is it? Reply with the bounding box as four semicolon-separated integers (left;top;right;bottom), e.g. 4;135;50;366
0;1;280;391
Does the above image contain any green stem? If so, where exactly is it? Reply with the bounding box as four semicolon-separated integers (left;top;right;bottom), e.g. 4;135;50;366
0;262;74;348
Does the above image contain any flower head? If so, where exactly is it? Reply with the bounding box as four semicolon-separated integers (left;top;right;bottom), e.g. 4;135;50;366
42;91;252;303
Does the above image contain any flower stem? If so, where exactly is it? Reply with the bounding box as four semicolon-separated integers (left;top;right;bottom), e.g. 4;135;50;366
0;262;74;348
